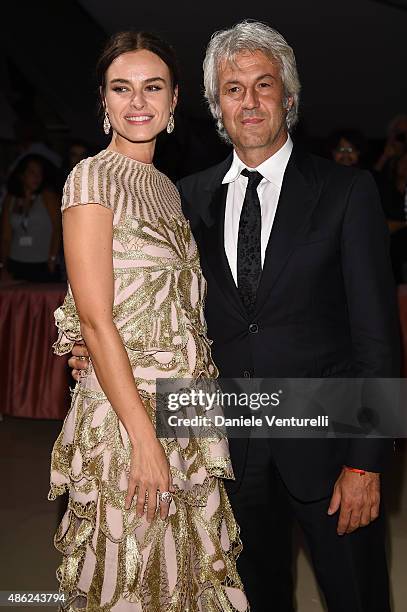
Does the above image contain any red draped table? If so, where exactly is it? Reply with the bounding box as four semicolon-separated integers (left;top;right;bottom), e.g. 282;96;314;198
0;281;70;419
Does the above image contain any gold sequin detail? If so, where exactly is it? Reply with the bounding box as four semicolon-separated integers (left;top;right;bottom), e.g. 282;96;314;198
49;150;249;611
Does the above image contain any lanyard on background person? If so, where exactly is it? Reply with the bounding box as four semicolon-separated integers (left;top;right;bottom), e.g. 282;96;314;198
15;195;35;246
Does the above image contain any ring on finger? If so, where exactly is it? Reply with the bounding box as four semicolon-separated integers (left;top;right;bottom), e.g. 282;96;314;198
158;491;172;504
139;490;149;512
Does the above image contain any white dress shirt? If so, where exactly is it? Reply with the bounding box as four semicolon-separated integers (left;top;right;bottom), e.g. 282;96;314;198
222;135;293;284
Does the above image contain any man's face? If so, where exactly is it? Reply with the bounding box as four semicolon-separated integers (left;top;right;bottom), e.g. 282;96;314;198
218;50;291;158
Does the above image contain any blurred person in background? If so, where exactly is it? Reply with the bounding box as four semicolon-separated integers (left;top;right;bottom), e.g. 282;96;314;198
61;139;90;180
327;128;366;167
379;148;407;283
11;119;62;169
380;148;407;226
374;113;407;176
0;154;61;282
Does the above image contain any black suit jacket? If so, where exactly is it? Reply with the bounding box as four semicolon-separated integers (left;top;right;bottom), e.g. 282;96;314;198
177;145;400;501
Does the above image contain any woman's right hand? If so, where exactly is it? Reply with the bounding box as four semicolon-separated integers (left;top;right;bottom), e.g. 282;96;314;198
68;341;89;381
125;433;174;521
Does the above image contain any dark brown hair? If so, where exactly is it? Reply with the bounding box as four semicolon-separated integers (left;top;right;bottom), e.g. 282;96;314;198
7;154;58;197
96;30;179;112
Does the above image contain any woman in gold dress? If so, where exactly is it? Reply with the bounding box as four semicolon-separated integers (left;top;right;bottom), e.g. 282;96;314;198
48;31;248;611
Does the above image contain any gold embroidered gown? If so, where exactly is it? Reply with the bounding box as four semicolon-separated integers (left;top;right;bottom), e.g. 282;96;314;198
48;149;248;612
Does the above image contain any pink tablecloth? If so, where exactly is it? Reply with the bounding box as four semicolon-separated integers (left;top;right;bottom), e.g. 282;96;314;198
0;282;70;419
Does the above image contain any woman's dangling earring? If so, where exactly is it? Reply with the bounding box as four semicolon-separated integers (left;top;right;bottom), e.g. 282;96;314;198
103;111;111;135
167;111;175;134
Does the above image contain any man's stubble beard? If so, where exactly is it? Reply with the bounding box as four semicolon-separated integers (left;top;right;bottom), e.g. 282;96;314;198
233;124;287;153
224;110;288;153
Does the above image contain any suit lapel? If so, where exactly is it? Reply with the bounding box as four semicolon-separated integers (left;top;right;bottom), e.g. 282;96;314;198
201;183;247;318
255;148;319;314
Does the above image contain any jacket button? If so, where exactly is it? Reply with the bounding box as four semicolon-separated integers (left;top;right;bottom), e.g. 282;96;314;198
249;323;258;334
243;371;251;378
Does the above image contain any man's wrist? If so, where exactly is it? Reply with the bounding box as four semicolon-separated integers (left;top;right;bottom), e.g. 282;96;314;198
343;465;380;476
343;465;366;475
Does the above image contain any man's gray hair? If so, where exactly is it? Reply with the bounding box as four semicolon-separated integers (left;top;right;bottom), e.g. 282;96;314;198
203;20;301;142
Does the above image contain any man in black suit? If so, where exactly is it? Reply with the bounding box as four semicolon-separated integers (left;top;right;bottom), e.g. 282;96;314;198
176;20;400;611
70;21;399;611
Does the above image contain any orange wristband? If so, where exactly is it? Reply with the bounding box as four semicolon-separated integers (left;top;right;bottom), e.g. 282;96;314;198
343;465;365;475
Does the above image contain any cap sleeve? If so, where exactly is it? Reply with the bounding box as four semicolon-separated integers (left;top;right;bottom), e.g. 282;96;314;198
62;157;110;211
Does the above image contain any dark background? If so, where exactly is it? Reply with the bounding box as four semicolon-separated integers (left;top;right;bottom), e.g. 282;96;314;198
0;0;406;169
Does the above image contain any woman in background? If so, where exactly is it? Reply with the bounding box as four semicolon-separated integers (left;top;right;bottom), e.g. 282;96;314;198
0;154;61;282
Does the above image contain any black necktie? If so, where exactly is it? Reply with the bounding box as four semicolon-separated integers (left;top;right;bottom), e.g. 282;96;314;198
237;169;263;314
